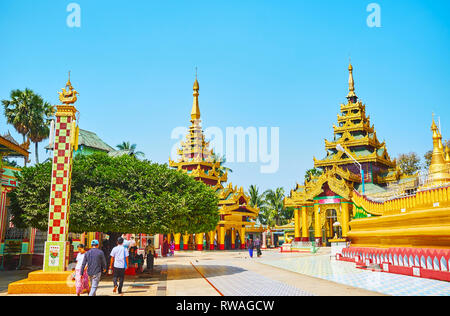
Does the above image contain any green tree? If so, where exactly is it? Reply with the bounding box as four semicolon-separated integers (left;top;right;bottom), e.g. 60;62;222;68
247;185;267;225
2;89;53;165
2;89;34;166
397;152;421;175
211;153;232;176
263;188;291;227
305;168;323;182
8;153;219;235
116;141;145;158
28;100;54;164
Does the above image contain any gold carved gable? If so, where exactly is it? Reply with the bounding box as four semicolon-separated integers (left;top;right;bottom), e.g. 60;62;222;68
304;166;353;201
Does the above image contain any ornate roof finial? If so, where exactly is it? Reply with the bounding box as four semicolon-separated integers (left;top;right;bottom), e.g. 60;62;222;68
428;114;450;185
191;68;201;121
59;72;78;105
445;144;450;164
346;61;357;102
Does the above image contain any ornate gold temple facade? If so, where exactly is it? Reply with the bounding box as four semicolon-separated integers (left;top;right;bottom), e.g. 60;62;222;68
348;117;450;249
169;78;259;250
285;64;429;246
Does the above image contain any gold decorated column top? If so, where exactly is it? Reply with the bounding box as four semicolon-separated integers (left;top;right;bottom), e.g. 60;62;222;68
56;73;78;117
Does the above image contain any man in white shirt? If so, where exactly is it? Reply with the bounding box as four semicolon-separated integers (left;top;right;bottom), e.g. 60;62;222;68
109;237;129;294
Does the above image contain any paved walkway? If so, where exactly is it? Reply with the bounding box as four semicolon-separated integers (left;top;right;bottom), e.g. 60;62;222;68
192;260;313;296
5;249;448;296
2;265;166;296
263;254;450;296
0;268;40;294
163;249;383;296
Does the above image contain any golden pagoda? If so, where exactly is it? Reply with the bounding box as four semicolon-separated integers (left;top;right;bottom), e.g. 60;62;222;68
285;63;416;246
169;76;259;251
169;78;227;188
425;118;450;186
314;62;396;180
348;117;450;249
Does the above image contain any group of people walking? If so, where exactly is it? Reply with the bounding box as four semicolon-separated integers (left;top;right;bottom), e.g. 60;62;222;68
247;237;262;258
74;234;263;296
74;237;156;296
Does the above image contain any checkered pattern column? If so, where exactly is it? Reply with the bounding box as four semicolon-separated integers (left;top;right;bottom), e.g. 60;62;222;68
47;115;74;243
43;106;77;272
0;189;7;243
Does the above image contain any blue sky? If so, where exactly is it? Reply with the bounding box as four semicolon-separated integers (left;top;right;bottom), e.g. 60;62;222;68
1;0;449;193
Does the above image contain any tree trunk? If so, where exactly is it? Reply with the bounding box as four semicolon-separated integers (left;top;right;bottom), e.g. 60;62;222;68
23;134;27;167
34;141;39;164
107;232;123;247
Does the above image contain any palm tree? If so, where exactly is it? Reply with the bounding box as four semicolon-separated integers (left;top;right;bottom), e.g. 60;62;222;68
263;188;288;227
211;153;232;176
247;185;268;225
116;141;145;158
28;100;54;164
2;89;52;165
305;168;323;182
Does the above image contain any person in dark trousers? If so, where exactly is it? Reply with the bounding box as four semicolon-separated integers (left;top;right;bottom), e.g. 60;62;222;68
247;238;254;258
80;239;107;296
255;237;262;257
145;240;155;272
109;237;129;295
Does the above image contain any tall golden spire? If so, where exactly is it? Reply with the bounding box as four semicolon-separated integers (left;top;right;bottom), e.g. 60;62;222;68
428;115;450;185
347;62;357;101
191;69;200;122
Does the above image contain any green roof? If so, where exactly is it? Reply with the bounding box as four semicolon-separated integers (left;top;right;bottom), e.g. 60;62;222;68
355;183;387;194
78;129;115;152
108;149;131;157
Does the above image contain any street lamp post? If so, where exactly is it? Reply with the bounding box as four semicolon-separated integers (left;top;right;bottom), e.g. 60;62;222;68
336;144;365;195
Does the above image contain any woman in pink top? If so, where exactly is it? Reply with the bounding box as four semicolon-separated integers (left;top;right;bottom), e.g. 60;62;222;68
75;244;90;296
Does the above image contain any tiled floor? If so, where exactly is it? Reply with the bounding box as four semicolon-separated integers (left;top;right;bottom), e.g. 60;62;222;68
261;255;450;296
192;260;314;296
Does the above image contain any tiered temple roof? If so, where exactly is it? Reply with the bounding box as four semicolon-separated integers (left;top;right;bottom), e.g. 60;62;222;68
169;77;259;228
314;63;396;176
287;63;419;206
169;78;227;187
0;132;29;159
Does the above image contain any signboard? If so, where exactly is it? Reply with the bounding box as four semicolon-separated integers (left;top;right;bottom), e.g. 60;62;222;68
318;198;341;205
4;239;22;254
48;245;61;267
43;241;67;271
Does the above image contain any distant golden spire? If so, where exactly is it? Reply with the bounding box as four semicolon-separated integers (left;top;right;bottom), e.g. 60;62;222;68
346;62;357;101
445;144;450;164
191;69;201;122
428;115;450;185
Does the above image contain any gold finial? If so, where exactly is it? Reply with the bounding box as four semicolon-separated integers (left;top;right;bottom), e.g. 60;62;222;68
347;62;357;101
58;72;78;105
191;70;200;121
431;113;439;136
193;67;199;91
